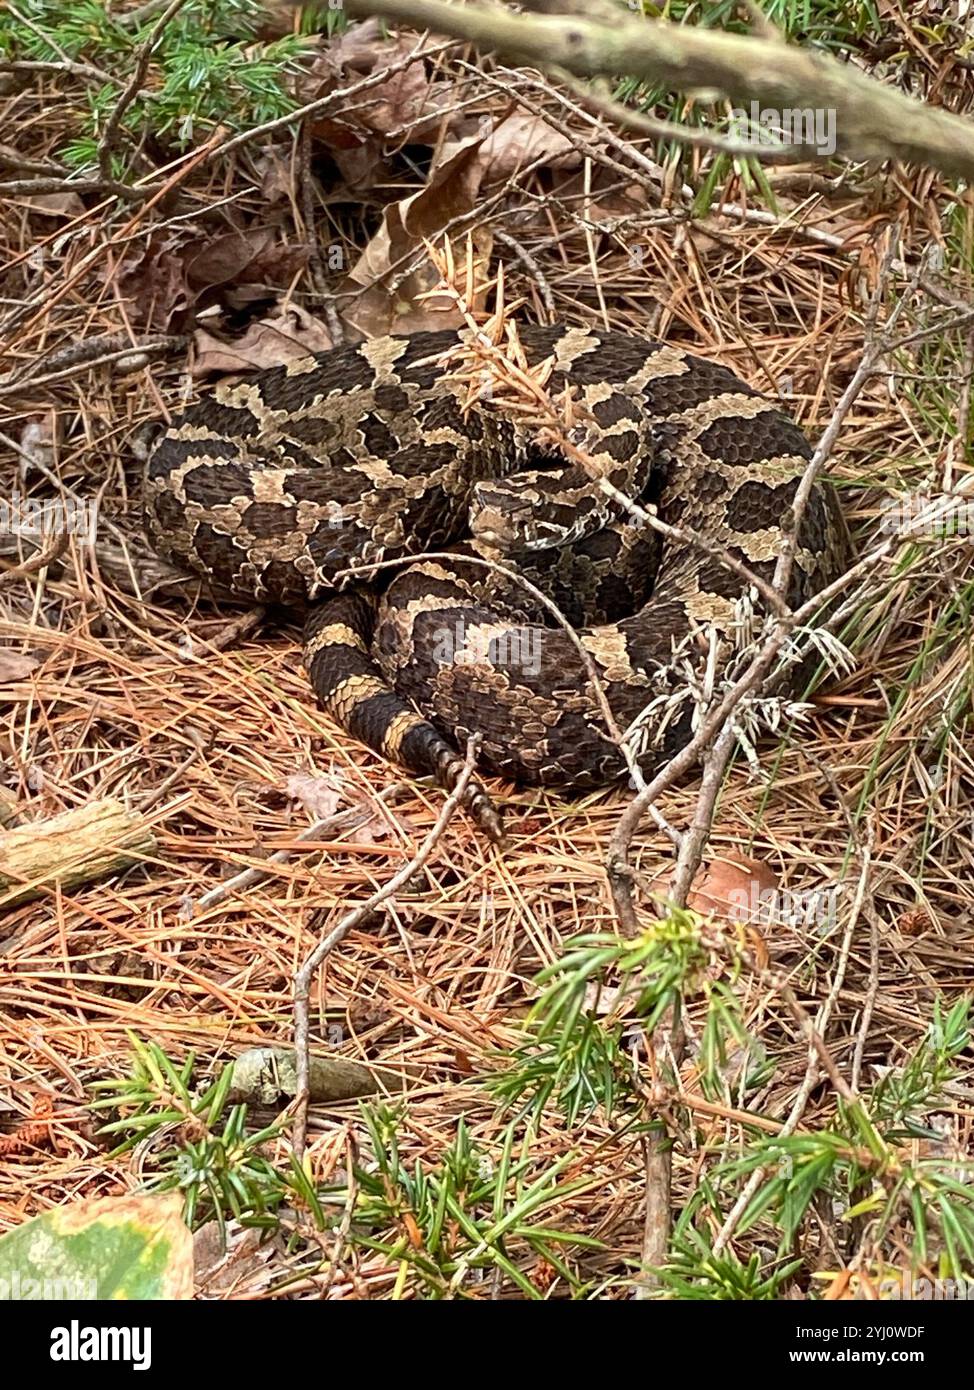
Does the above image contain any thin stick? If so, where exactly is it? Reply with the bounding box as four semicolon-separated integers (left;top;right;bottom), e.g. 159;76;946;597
291;739;481;1159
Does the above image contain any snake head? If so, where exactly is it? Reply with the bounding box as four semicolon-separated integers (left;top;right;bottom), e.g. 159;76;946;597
469;477;579;554
468;481;532;553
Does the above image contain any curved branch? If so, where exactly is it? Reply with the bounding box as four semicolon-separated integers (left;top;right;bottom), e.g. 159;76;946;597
343;0;974;181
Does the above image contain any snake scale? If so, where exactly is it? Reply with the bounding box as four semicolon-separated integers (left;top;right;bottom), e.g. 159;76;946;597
143;324;848;839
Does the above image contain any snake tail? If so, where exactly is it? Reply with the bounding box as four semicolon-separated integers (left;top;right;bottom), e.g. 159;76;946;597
302;591;506;842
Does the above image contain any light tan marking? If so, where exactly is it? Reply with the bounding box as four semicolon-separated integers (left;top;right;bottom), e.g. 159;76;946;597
382;711;428;759
553;327;600;366
683;591;739;625
679;393;780;433
729;526;791;563
581;627;649;685
304;623;368;661
628;346;692;392
358;335;412;380
214;381;268;419
250;470;293;503
164;422;239;444
321;673;389;721
285;354;321;376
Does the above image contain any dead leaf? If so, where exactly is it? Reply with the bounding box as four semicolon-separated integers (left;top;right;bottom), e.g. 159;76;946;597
192;303;333;377
354;810;396;844
18;413;57;474
0;653;40;683
897;908;934;935
343;129;494;338
252;146;293;204
305;20;442;142
479;113;579;180
285;771;344;822
453;1047;475;1075
25;191;86;218
185;228;277;291
649;849;779;929
120;223;310;330
311;121;386;188
118;230;192;330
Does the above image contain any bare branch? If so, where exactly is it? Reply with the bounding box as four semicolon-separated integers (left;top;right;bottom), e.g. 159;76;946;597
345;0;974;181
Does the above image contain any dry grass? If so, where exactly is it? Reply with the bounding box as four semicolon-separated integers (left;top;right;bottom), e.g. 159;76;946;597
2;12;974;1297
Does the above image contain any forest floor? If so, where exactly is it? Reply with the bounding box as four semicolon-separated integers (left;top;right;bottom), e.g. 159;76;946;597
2;1;974;1299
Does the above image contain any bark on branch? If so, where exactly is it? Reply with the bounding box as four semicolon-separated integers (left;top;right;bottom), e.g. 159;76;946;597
0;798;156;906
343;0;974;181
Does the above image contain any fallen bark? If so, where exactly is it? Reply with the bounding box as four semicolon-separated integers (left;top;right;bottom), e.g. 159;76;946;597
0;797;156;906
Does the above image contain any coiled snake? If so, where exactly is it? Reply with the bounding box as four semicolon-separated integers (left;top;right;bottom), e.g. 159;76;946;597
143;324;847;839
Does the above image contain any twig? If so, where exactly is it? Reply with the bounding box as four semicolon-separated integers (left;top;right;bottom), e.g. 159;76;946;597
0;58;125;86
493;230;556;322
135;730;209;814
291;737;482;1159
0;337;182;394
194;783;407;913
346;0;974;182
98;0;192;181
553;68;805;163
0;144;68;176
0;176;146;201
0;533;69;588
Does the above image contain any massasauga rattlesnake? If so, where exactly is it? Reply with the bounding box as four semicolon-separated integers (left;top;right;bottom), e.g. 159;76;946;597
143;324;848;839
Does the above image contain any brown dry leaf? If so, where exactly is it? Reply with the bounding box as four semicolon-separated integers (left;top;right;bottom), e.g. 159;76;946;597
118;230;193;330
354;810;396;844
25;191;86;218
310;121;383;188
350;129;489;284
479;113;579;180
897;908;934;935
285;771;344;822
185;227;310;300
305;19;440;141
192;303;334;377
343;129;494;338
18;413;57;475
251;0;306;38
252;146;293;204
0;653;40;683
298;21;447;189
285;771;402;843
185;228;277;291
122;225;309;330
649;849;778;928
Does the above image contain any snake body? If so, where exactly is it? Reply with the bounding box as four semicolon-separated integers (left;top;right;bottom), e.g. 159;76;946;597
144;324;847;838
